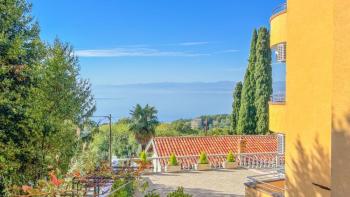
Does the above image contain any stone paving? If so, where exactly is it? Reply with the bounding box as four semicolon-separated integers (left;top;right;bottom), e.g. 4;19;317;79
140;168;264;197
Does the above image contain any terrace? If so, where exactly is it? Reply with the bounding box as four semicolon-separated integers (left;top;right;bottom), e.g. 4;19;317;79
113;135;285;196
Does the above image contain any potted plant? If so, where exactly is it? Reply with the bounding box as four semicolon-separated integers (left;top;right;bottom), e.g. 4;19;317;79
195;152;210;171
165;153;181;172
139;151;153;174
223;151;237;169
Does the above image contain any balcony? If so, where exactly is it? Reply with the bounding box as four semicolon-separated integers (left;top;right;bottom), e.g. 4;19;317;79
245;172;286;197
270;3;287;47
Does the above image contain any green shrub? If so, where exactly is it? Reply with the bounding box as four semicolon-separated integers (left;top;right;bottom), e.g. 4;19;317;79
140;151;147;163
145;190;161;197
167;187;192;197
110;177;134;197
226;151;235;162
198;152;208;164
168;153;178;166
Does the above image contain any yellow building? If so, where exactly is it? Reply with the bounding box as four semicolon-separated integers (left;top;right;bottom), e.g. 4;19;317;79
248;0;350;196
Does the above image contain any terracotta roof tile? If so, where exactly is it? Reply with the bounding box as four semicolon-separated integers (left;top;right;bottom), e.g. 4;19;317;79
153;135;277;157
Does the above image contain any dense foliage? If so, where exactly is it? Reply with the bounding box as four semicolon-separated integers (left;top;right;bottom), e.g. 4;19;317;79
230;82;242;134
130;104;159;149
145;191;161;197
237;29;258;134
98;119;138;158
167;187;192;197
155;114;231;137
0;0;95;194
236;28;272;134
254;27;272;134
110;177;134;197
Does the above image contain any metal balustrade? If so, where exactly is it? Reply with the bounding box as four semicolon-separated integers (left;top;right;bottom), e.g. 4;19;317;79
270;93;286;103
271;3;287;17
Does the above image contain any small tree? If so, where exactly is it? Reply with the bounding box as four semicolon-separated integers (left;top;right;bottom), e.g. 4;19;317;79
168;153;178;166
231;82;243;134
226;151;235;162
198;152;208;164
140;151;147;164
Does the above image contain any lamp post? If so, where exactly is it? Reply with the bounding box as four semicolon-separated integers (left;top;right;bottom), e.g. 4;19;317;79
92;115;113;167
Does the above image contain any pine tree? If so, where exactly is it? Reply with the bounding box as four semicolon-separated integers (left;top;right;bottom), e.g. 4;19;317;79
237;29;258;134
254;27;272;134
230;82;242;134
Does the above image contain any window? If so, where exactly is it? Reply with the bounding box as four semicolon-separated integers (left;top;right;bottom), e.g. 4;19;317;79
274;43;286;62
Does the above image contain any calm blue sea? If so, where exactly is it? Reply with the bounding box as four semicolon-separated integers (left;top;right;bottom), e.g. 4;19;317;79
92;81;285;122
92;81;234;122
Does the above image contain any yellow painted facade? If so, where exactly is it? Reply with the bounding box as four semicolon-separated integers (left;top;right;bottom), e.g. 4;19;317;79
268;0;350;196
269;11;287;47
332;0;350;195
268;103;286;133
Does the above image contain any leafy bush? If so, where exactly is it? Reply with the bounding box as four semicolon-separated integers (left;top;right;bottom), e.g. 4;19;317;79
140;151;147;163
110;177;134;197
167;187;192;197
168;153;178;166
198;152;208;164
226;151;235;162
145;190;161;197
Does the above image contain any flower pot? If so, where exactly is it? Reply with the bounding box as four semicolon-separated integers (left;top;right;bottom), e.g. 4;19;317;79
165;165;181;172
222;161;237;169
195;163;211;171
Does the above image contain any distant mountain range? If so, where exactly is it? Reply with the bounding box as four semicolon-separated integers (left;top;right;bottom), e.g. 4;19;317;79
92;81;286;121
95;80;285;93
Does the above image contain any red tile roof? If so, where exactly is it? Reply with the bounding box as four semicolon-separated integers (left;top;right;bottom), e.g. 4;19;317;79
153;135;278;157
149;135;279;169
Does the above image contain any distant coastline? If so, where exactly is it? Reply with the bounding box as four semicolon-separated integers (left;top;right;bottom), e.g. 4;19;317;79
92;81;285;122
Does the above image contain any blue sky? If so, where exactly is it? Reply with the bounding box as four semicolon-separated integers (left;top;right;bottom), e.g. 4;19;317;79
31;0;286;85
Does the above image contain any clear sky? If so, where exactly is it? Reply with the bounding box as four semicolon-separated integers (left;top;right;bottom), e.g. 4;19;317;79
31;0;286;85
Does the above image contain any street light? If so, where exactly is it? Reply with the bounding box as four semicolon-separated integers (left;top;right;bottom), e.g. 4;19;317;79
91;114;112;167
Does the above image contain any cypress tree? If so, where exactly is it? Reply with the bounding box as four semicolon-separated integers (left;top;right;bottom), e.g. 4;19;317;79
230;82;242;134
254;27;272;134
237;29;258;134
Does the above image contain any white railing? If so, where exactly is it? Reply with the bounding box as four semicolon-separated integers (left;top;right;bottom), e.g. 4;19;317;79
115;152;285;172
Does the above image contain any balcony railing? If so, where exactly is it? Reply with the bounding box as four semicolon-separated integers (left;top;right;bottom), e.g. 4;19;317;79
270;93;286;103
271;3;287;17
115;152;285;172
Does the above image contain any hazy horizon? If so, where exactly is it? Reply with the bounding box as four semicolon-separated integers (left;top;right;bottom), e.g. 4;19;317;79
93;80;285;122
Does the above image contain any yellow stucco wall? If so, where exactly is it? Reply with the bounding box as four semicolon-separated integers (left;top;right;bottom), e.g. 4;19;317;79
331;0;350;196
268;1;350;196
284;0;332;196
270;11;287;47
269;103;286;133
